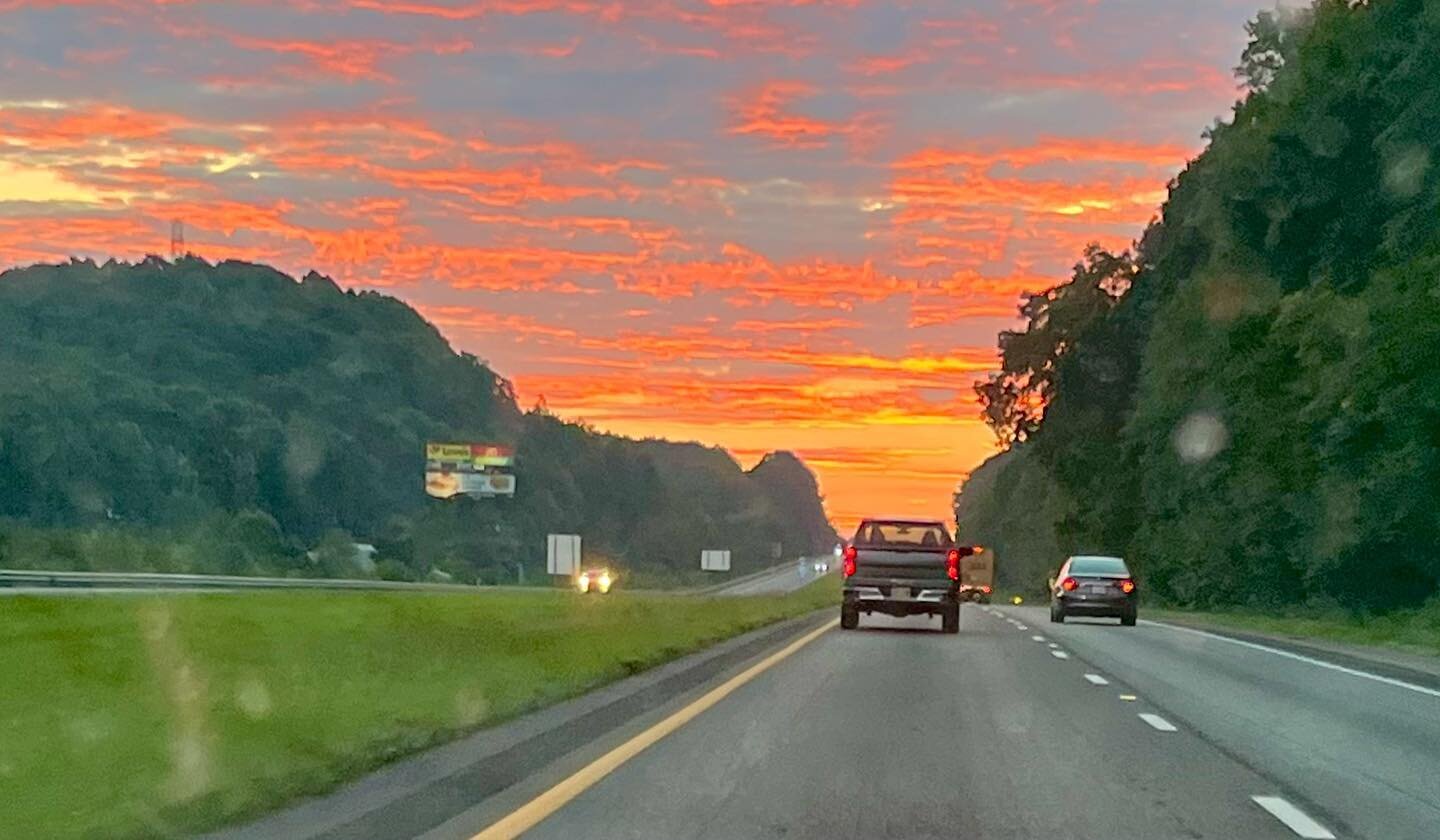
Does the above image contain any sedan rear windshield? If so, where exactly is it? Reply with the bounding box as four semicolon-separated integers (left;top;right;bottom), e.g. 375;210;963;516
1069;556;1129;575
854;521;954;548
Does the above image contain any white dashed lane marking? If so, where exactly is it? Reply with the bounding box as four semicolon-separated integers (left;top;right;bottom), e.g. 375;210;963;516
1250;796;1336;839
1031;635;1046;642
1083;673;1109;685
1050;650;1070;660
1138;713;1177;732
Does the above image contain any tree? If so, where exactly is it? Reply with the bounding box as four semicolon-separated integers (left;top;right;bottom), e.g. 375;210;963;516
975;246;1135;445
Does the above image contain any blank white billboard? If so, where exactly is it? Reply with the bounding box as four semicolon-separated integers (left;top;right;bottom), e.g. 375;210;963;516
547;534;581;576
700;549;732;572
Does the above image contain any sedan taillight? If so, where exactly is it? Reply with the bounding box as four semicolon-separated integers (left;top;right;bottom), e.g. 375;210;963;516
1061;577;1078;592
1119;578;1136;594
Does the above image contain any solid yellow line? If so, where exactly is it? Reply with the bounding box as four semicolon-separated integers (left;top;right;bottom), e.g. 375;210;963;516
471;618;837;840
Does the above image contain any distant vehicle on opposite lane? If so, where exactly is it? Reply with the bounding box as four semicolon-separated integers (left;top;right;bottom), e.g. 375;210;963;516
840;517;979;634
576;568;614;594
1049;555;1137;625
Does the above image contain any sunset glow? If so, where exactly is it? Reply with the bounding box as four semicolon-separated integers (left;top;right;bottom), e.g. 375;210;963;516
0;0;1258;530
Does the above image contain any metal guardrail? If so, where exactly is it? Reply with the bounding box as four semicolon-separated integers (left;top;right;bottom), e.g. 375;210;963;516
0;569;492;593
692;556;831;595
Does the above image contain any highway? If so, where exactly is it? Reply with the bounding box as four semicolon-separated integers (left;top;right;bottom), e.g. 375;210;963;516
708;557;833;597
408;603;1440;840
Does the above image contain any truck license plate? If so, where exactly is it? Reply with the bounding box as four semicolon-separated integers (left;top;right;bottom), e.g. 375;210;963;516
891;587;909;600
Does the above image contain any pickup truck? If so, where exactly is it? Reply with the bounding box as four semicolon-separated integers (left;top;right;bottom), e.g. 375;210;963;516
839;517;979;634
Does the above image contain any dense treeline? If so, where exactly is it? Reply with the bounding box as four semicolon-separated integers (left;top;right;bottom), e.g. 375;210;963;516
957;0;1440;610
0;257;837;584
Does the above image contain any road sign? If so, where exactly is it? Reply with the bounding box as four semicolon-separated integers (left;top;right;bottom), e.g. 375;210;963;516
700;549;731;572
547;534;581;576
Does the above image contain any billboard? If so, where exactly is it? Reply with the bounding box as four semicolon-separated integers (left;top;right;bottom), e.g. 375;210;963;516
701;549;732;572
425;441;516;499
425;471;516;498
425;443;515;469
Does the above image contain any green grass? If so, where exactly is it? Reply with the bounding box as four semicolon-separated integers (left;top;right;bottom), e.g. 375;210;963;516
1148;600;1440;657
0;577;839;840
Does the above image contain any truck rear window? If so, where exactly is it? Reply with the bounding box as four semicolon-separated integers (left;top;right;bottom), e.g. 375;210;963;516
854;521;954;548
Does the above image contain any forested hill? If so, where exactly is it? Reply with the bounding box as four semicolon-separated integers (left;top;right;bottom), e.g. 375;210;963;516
0;256;837;584
956;0;1440;611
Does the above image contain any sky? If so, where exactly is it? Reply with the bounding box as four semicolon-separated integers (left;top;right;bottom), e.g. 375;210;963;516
0;0;1270;531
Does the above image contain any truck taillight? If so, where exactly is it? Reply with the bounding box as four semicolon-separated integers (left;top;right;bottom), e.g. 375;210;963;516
842;545;857;577
946;548;960;581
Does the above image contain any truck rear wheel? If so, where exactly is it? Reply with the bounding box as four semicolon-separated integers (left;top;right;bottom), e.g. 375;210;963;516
941;603;960;634
840;603;859;630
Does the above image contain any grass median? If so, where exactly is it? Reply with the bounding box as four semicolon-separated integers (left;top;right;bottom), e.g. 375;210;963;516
1;575;839;840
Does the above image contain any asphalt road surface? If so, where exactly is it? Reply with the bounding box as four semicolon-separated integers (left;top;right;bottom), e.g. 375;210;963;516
709;558;833;597
434;603;1439;840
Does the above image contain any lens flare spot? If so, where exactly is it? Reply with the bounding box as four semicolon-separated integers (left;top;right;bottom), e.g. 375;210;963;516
1173;411;1228;464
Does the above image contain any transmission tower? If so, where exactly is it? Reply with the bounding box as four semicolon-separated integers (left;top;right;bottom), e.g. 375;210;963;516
170;220;185;259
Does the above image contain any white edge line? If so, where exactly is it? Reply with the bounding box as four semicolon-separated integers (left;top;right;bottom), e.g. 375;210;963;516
1146;619;1440;699
1050;650;1069;659
1250;796;1336;839
1084;673;1109;685
1138;713;1177;732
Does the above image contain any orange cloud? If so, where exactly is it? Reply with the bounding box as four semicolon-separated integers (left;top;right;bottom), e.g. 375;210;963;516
729;81;870;148
226;34;473;82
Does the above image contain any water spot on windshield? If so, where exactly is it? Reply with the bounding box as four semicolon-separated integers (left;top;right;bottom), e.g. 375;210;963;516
1384;146;1430;198
1173;412;1228;464
235;675;273;720
66;714;109;745
454;685;489;727
138;601;215;803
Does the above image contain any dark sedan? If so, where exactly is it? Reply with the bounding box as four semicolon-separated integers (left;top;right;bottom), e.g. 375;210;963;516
1049;555;1138;626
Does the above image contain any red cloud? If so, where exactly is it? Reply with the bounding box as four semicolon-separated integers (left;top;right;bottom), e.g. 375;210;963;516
729;81;853;148
0;102;189;150
226;34;472;82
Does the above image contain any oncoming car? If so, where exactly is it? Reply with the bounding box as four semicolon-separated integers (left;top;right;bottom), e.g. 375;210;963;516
576;568;614;594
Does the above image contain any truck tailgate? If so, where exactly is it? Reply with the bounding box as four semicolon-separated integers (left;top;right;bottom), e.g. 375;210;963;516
853;549;949;582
